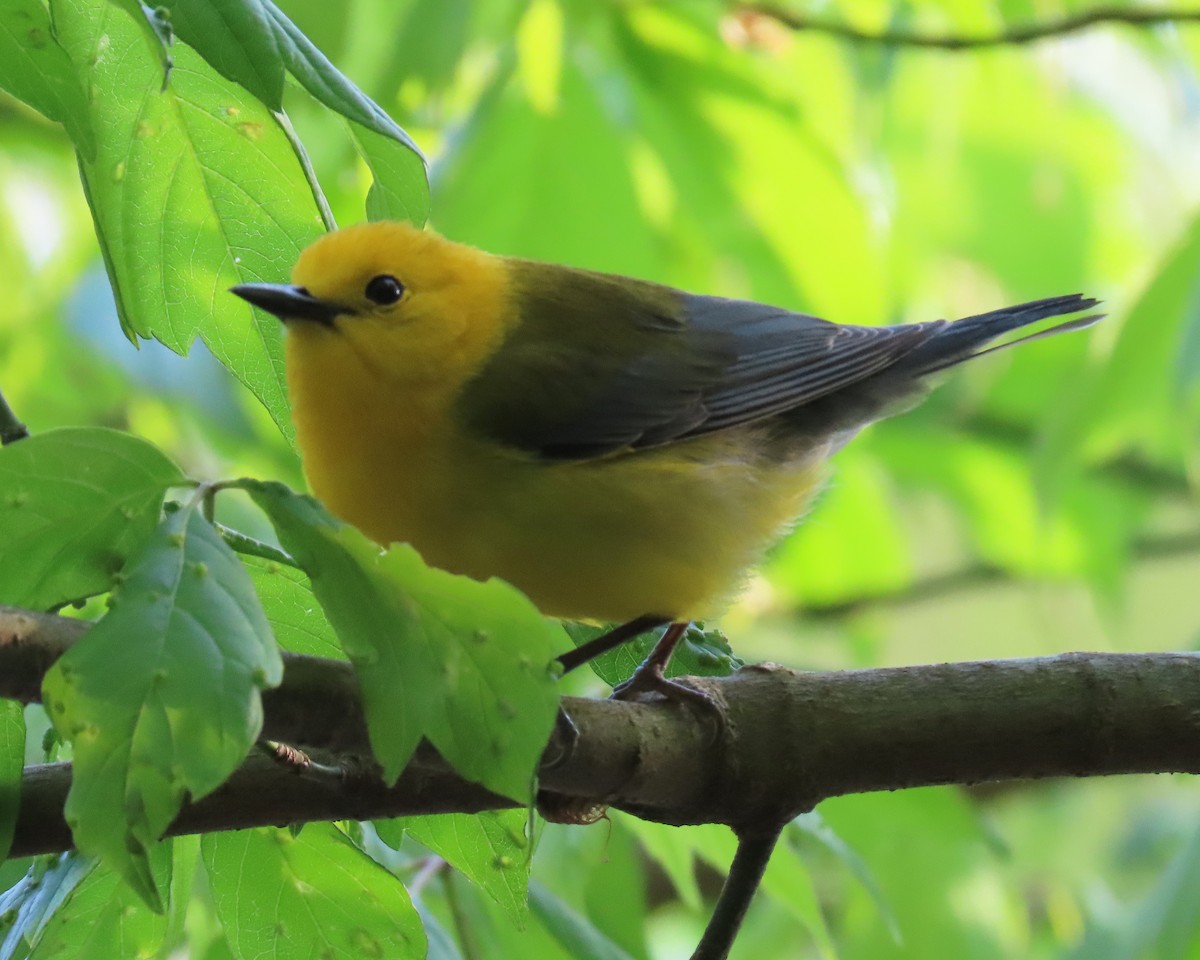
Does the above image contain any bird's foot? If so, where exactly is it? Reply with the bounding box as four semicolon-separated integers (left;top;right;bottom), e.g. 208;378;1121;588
611;660;727;741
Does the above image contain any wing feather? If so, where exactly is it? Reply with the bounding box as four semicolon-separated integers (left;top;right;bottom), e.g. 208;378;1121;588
458;266;941;460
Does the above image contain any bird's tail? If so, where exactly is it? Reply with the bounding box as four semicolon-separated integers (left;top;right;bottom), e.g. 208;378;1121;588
899;293;1104;377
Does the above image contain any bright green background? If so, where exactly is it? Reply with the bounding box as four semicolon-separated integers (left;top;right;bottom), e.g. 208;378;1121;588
1;0;1199;958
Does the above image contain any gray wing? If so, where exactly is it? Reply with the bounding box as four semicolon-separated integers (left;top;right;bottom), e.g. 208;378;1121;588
458;266;945;460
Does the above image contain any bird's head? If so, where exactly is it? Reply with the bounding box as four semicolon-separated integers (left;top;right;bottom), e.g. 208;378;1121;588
232;221;512;386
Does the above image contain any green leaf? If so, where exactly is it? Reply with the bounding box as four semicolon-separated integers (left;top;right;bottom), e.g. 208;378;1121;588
242;553;344;659
106;0;174;86
0;848;172;959
791;811;900;944
241;480;565;800
55;0;328;438
202;825;425;960
155;0;428;224
820;788;1004;958
159;0;284;108
528;881;636;960
564;622;741;688
0;0;96;156
0;701;23;862
381;810;531;925
613;813;701;910
353;122;431;224
260;0;423;154
0;427;183;611
41;500;282;909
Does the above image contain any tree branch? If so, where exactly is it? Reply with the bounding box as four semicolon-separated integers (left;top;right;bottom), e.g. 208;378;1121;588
799;527;1200;619
5;604;1200;859
741;3;1200;50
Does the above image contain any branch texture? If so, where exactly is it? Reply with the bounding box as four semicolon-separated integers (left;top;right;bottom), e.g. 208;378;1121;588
743;3;1200;50
4;606;1200;857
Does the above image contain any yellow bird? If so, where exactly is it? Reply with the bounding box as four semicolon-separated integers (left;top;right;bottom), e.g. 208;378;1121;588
232;222;1099;699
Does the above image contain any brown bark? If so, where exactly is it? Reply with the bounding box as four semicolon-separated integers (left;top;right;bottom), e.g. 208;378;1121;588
5;605;1200;858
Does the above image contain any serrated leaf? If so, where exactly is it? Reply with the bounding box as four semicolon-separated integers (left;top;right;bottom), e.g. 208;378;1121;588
56;0;327;439
240;480;565;801
242;553;343;659
0;427;183;611
380;810;531;925
0;0;96;156
564;622;741;689
41;501;282;909
155;0;429;224
202;825;425;960
0;702;22;862
0;848;172;960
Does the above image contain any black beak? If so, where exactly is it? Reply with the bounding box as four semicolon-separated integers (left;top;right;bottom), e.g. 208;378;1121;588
230;283;348;327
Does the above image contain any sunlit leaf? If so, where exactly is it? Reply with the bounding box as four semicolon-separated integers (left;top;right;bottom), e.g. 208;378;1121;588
55;0;327;438
0;0;95;156
242;480;564;799
41;501;282;908
203;825;425;960
0;427;182;611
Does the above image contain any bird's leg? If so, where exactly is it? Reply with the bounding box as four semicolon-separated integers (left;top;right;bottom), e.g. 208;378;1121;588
555;614;672;674
612;621;720;716
557;616;725;730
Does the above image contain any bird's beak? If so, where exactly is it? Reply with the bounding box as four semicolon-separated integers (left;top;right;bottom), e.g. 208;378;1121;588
230;283;349;327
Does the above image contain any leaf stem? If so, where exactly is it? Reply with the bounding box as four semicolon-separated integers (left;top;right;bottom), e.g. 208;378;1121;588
273;109;337;233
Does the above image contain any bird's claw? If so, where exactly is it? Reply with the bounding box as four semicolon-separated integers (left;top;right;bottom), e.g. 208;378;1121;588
611;665;727;742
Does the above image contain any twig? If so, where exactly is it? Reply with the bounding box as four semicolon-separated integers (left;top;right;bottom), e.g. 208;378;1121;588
798;528;1200;619
742;3;1200;50
0;388;29;445
691;824;786;960
258;740;352;782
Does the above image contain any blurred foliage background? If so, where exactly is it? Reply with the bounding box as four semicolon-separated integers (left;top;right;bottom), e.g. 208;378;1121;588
2;0;1200;957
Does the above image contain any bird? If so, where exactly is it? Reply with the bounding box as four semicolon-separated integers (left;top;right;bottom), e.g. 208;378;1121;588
231;221;1100;702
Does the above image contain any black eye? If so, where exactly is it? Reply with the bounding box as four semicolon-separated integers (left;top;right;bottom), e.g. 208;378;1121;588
365;275;405;305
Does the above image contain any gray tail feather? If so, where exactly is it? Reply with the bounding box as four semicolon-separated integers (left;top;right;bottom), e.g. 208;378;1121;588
899;294;1104;377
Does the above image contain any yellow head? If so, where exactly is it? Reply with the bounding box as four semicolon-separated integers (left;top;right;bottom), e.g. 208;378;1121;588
236;222;513;387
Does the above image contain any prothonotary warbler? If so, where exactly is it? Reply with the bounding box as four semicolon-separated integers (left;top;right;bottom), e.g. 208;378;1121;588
232;222;1100;702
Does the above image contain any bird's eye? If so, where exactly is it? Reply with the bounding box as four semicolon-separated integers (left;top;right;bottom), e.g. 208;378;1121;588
365;275;405;305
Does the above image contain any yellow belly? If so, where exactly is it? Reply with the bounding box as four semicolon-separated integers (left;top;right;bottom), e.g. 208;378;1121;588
293;383;826;622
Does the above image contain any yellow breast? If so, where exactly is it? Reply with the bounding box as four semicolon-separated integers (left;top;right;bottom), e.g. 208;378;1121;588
287;337;826;621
